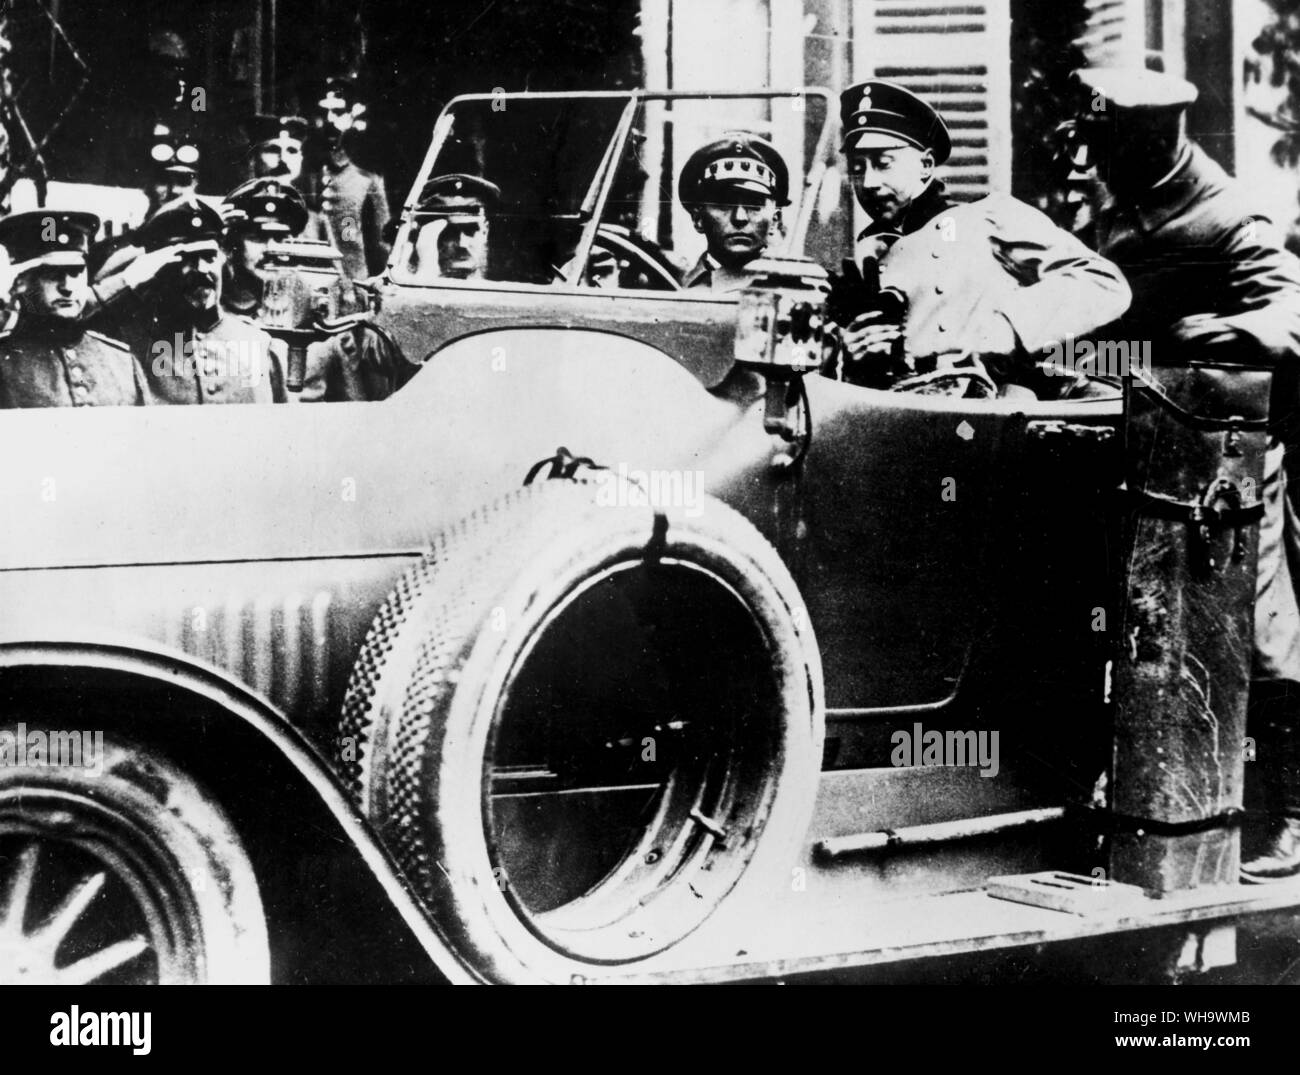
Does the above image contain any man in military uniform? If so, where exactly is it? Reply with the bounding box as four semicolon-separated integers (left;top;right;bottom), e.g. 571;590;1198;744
220;176;312;319
308;78;391;281
1073;68;1300;881
403;174;500;282
219;176;409;402
247;114;310;185
833;80;1130;391
105;199;286;405
0;211;148;408
678;135;789;291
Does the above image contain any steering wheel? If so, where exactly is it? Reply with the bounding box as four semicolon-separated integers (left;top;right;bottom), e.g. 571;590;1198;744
559;225;684;291
890;367;999;398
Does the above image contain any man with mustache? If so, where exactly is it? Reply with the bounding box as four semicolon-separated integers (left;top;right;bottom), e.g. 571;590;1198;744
404;174;500;282
679;135;788;291
833;80;1130;392
108;199;286;404
220;176;312;319
0;211;148;408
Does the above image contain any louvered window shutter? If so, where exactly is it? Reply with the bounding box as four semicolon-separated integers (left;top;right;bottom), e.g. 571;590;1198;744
852;0;1011;201
1077;0;1147;67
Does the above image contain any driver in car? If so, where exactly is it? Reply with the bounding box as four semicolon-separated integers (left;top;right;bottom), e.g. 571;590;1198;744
680;135;789;291
832;80;1131;394
405;174;500;282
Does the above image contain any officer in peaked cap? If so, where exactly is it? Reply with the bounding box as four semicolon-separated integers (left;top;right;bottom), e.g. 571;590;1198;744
1072;67;1300;883
224;176;310;237
136;197;225;253
221;177;312;319
678;135;789;290
1072;67;1198;196
101;198;287;405
829;78;1129;393
408;173;501;280
0;210;149;408
840;80;953;164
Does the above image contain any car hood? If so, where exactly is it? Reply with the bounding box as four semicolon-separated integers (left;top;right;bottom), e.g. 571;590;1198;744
0;331;770;571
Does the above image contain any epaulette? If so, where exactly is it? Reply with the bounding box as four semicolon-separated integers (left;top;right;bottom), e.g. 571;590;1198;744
85;329;134;352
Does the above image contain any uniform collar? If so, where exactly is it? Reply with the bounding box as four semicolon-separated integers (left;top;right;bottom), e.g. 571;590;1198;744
682;252;716;288
683;251;760;291
1106;143;1216;233
858;178;956;241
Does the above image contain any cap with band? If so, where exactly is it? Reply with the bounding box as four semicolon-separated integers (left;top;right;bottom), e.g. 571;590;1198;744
678;135;790;208
223;177;309;236
137;198;225;253
0;210;100;270
416;174;501;220
839;80;952;164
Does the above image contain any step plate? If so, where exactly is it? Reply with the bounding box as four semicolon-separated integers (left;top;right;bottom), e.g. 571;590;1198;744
986;871;1148;915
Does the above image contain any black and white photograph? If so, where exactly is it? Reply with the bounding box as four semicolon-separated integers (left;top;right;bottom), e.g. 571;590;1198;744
0;0;1297;1039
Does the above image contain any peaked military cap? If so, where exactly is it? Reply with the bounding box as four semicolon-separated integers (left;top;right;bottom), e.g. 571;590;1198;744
1072;67;1198;114
0;210;99;269
137;198;225;252
839;80;952;164
416;174;502;218
678;135;790;208
223;177;309;236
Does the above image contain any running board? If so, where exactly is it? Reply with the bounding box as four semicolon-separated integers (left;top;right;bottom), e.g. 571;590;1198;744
584;873;1300;984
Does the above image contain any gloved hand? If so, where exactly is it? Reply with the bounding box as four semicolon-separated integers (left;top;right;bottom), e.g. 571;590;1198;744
824;257;875;328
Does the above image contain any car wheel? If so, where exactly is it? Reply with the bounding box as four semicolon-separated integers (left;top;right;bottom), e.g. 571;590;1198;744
0;731;270;984
341;480;823;982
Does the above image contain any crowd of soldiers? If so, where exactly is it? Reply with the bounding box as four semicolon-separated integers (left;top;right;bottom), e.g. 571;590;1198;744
1;63;1299;879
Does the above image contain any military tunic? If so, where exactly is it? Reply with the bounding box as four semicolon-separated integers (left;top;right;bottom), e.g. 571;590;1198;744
858;180;1131;375
116;308;288;405
0;327;149;408
682;253;762;292
1092;142;1300;686
309;149;391;281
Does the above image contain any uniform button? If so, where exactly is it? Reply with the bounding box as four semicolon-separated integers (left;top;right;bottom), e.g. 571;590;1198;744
205;380;220;395
935;285;944;295
67;369;85;385
930;250;940;260
71;385;89;404
64;349;76;361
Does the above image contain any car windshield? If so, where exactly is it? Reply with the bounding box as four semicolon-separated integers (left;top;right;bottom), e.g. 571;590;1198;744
390;90;834;292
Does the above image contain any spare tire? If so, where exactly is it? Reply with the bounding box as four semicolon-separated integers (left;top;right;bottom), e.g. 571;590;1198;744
340;479;823;983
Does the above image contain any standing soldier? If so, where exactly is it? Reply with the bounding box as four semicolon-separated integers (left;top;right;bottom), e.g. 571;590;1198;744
0;211;148;408
105;199;286;405
678;135;789;291
309;77;390;281
831;80;1130;392
1073;67;1300;882
247;114;310;185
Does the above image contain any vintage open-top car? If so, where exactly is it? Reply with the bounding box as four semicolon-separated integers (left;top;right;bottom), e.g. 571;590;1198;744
2;88;1297;985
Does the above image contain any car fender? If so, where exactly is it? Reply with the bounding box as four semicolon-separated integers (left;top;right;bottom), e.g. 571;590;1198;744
0;636;477;983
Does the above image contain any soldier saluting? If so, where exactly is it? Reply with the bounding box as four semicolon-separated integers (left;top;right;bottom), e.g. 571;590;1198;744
832;80;1131;392
105;199;287;405
0;211;148;408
